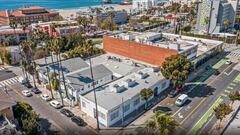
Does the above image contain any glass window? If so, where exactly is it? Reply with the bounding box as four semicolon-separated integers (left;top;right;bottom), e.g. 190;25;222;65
123;104;130;112
110;110;119;121
133;98;140;106
162;82;167;89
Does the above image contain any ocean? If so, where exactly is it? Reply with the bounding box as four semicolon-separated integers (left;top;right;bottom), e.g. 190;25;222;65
0;0;122;10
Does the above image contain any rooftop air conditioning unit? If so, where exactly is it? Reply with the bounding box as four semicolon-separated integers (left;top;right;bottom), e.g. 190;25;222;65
136;71;148;79
123;78;136;87
111;84;126;93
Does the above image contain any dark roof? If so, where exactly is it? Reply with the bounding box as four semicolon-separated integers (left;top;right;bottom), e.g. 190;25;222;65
66;64;113;90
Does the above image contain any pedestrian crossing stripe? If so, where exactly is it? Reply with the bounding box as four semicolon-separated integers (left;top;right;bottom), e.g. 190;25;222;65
0;77;19;87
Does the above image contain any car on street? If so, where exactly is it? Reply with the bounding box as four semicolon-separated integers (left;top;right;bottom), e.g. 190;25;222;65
175;94;188;106
214;70;220;75
168;90;179;98
21;90;32;97
71;116;85;126
23;82;33;89
41;94;52;101
31;87;42;94
225;60;232;65
60;108;74;117
18;76;28;84
50;100;62;109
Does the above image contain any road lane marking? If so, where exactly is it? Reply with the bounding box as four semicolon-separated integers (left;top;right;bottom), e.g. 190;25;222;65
173;107;183;116
178;64;233;127
178;97;207;126
187;97;223;135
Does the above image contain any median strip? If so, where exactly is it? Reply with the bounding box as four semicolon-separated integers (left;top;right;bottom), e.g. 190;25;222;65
187;97;223;135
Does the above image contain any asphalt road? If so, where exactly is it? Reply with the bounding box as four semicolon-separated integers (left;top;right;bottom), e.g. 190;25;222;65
0;67;16;81
2;83;96;135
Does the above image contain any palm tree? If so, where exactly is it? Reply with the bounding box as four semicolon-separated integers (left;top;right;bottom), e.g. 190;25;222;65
147;112;177;135
20;22;29;40
223;19;231;42
140;88;153;110
9;20;18;44
49;38;66;106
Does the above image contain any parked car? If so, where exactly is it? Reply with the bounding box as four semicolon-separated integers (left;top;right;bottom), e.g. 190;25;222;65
168;90;179;98
31;87;41;94
175;94;188;106
41;94;52;101
71;116;85;126
214;70;220;75
21;90;32;97
50;100;62;109
205;65;211;70
60;108;74;117
23;82;33;89
18;76;27;84
225;60;232;65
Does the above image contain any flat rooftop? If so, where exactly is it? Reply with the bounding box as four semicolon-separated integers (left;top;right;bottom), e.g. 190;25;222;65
109;31;223;57
83;68;166;110
89;53;149;77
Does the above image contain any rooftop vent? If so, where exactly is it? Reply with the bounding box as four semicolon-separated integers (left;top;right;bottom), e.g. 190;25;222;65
123;78;136;87
136;71;148;79
111;84;126;93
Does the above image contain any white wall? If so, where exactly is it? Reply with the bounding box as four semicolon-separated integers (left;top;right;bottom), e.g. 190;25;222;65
80;78;170;127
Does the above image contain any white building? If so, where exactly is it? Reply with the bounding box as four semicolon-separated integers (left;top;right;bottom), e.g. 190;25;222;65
132;0;156;11
80;68;170;127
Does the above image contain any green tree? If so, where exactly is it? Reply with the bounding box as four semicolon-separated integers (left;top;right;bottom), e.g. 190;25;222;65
13;102;33;127
214;103;232;129
52;79;59;91
223;19;231;42
228;90;240;107
161;54;191;89
21;111;40;134
147;112;177;135
140;88;153;109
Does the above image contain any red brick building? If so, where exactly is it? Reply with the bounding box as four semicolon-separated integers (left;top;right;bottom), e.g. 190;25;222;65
103;36;178;66
0;6;59;25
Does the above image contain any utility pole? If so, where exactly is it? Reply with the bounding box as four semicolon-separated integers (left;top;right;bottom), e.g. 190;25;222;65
89;56;100;131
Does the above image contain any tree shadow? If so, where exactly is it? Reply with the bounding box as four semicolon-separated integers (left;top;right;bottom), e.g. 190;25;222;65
39;118;60;135
187;84;215;98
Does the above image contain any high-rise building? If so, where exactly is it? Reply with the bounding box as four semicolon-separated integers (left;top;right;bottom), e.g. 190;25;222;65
196;0;239;34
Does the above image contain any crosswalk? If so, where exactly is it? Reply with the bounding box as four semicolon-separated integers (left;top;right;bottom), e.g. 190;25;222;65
0;77;19;88
228;52;240;58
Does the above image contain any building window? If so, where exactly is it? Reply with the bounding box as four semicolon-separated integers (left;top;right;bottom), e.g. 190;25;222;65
123;104;130;113
162;82;167;89
110;110;119;121
98;111;106;120
82;101;86;108
133;98;140;106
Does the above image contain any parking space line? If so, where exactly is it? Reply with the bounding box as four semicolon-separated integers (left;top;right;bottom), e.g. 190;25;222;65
173;107;183;116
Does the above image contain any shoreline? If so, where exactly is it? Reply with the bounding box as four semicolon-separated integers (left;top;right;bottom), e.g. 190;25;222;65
58;4;132;18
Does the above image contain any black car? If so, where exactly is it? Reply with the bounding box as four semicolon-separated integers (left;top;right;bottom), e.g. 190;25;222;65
31;87;42;94
214;70;220;75
24;82;33;89
168;90;179;98
60;109;74;117
71;116;85;126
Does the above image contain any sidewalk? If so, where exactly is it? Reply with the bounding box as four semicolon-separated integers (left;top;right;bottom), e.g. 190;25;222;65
209;101;240;135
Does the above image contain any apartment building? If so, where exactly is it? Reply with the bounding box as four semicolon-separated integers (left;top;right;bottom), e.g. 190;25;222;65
0;26;30;43
0;6;59;25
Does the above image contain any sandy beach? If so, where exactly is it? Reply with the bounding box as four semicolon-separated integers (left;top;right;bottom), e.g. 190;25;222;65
58;4;132;18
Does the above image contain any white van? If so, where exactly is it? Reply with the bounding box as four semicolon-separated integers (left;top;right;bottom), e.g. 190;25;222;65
18;76;27;84
175;94;188;106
